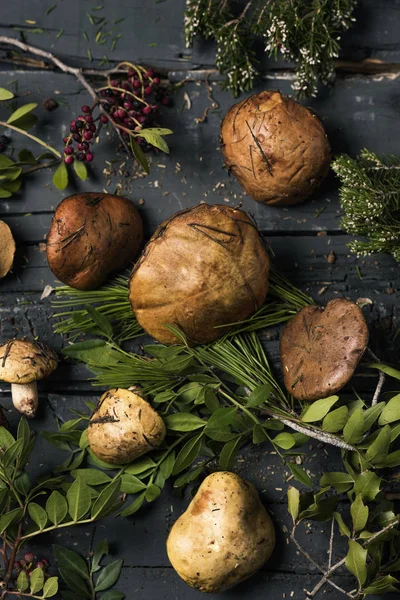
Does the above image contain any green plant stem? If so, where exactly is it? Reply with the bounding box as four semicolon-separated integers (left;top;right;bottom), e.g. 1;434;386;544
0;121;61;158
20;517;94;541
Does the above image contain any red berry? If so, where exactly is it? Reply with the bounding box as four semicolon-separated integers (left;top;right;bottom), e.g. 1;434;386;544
136;137;144;145
133;79;141;89
70;126;77;134
13;561;20;570
73;133;81;142
110;79;119;87
24;553;34;563
65;155;74;164
138;115;147;124
107;96;116;105
84;131;93;140
81;105;91;113
146;69;155;78
123;101;132;110
89;123;97;132
161;96;170;106
36;562;45;570
121;82;130;90
64;146;74;155
100;114;109;124
128;68;135;76
19;559;26;568
142;106;152;115
144;86;152;96
101;90;107;97
63;136;70;144
116;109;125;119
77;152;86;161
41;559;49;567
78;141;89;151
85;114;93;123
86;152;94;162
153;77;160;85
69;120;76;128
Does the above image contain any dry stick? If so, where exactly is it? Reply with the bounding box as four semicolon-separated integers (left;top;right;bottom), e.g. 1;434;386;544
328;517;335;570
367;348;386;406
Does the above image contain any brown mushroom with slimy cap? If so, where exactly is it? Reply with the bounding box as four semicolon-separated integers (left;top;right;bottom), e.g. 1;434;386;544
280;298;369;402
46;192;144;290
87;388;166;464
0;339;58;418
0;220;16;278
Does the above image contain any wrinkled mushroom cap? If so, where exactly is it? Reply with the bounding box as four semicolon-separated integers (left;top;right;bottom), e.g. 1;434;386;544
280;298;369;402
0;220;16;278
0;339;58;384
88;388;166;464
129;203;270;345
221;90;331;206
46;192;143;290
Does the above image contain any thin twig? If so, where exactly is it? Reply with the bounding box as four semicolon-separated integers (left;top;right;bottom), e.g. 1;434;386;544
367;348;386;406
328;517;335;569
0;121;61;158
194;74;219;124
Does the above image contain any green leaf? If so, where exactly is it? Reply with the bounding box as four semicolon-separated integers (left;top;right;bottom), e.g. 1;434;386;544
345;540;367;585
53;160;68;190
16;570;29;592
301;396;339;423
219;436;242;470
353;471;382;501
0;87;14;100
369;363;400;380
0;508;23;533
72;469;112;486
85;305;113;338
0;186;12;198
67;477;91;521
288;463;312;487
206;407;237;430
74;160;88;181
381;449;400;467
46;490;68;525
173;465;204;488
91;479;121;520
95;559;123;592
0;427;15;450
53;544;89;581
343;407;364;443
246;384;272;407
333;511;350;537
273;432;296;450
364;575;399;595
320;472;353;493
3;167;22;181
17;417;30;447
43;576;59;597
129;137;150;174
124;457;156;475
350;494;368;532
159;451;175;478
92;538;109;573
2;438;24;467
15;472;31;496
28;502;48;530
7;102;38;124
139;128;172;153
172;433;203;475
205;428;237;442
287;486;300;522
366;424;391;463
30;567;45;594
120;491;146;517
299;497;339;521
58;568;91;598
100;592;125;600
10;113;37;130
321;406;348;433
363;402;385;431
120;474;147;494
252;423;268;445
145;484;161;502
18;149;37;164
379;394;400;425
165;413;205;432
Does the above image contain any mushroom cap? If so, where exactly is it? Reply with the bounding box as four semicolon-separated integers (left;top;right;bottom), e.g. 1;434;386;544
0;339;58;384
220;90;331;206
88;388;166;464
280;299;369;402
0;220;16;278
46;192;144;290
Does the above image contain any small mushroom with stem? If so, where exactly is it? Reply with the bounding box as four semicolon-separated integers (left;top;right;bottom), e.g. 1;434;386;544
0;220;16;278
0;340;58;418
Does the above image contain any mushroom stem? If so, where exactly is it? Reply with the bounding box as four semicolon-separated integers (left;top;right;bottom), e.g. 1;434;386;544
11;382;39;418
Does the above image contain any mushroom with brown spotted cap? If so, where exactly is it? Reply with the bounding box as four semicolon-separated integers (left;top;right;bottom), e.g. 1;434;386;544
0;220;16;278
88;388;166;464
0;339;58;418
280;298;369;402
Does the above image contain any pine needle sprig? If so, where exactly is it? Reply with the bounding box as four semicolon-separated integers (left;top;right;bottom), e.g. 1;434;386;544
332;149;400;262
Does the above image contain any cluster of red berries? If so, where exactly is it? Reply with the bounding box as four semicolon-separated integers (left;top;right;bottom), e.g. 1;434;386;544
62;67;171;164
13;552;49;578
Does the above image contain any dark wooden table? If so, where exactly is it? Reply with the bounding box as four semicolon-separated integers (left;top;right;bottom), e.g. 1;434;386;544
0;1;399;598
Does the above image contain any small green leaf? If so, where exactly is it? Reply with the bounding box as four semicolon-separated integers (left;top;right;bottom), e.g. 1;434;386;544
173;465;204;488
350;494;369;532
246;384;272;407
53;160;68;190
74;160;88;181
369;363;400;380
363;402;385;430
287;486;300;522
0;427;15;450
124;457;156;475
43;576;59;597
172;433;203;475
0;186;12;198
7;102;38;124
343;407;364;443
219;436;242;470
322;406;349;433
353;471;382;501
84;305;113;338
165;413;205;432
364;575;399;595
29;567;44;594
120;474;147;494
120;491;146;517
345;540;368;585
95;559;123;592
320;472;353;493
53;544;89;581
92;539;109;573
159;451;175;479
273;432;296;450
145;484;161;502
28;502;48;530
100;591;125;600
0;87;14;100
139;127;172;153
288;463;312;487
67;477;91;521
58;568;91;598
46;490;68;525
16;570;29;592
130;137;150;174
71;469;112;486
301;396;339;423
206;407;237;430
378;394;400;425
366;424;391;463
18;149;37;164
252;423;268;445
381;449;400;467
333;511;350;537
0;508;23;533
91;479;121;520
2;438;24;467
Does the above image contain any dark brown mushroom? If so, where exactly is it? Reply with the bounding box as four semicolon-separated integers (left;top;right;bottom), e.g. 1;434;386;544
280;298;369;402
220;90;331;206
46;192;143;290
0;220;16;278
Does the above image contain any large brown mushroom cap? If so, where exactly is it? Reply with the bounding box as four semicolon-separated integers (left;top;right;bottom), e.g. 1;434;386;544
221;90;331;206
88;388;166;464
46;192;144;290
129;203;270;345
280;299;369;402
0;220;16;278
0;339;58;384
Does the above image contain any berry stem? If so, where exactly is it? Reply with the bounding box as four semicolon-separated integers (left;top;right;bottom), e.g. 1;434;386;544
0;121;61;158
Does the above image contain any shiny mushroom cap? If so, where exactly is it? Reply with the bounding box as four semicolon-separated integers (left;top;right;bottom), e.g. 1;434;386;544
0;339;58;384
0;220;16;278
